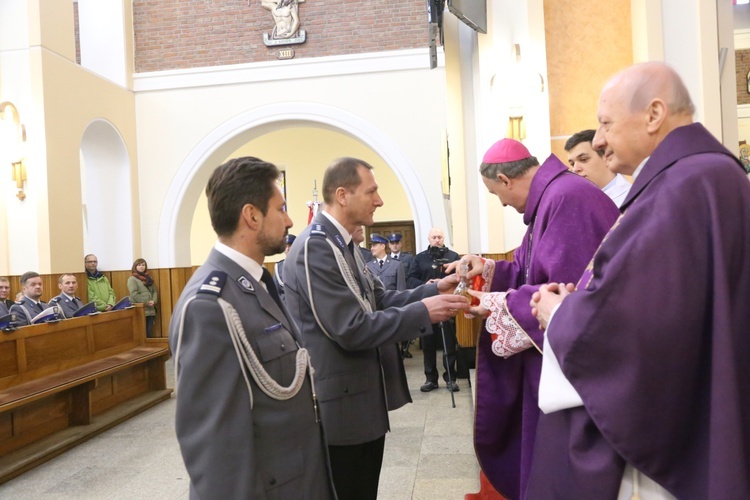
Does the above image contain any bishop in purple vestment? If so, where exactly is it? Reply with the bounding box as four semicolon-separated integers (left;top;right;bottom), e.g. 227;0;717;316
530;62;750;499
460;139;619;499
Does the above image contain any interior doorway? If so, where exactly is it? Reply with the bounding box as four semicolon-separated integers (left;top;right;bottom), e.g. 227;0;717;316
366;221;416;255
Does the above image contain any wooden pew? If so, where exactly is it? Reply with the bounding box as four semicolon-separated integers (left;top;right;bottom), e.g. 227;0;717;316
0;304;172;483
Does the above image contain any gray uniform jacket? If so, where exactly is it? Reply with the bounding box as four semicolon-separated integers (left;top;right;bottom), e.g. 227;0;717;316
10;298;49;326
390;252;414;280
49;293;84;318
366;257;405;292
169;249;336;500
284;213;437;445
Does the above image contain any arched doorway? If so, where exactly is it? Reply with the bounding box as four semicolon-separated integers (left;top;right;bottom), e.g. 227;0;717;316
158;102;433;266
80;119;134;270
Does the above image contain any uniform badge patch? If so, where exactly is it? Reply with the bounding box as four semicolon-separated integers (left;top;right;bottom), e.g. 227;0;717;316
237;275;255;292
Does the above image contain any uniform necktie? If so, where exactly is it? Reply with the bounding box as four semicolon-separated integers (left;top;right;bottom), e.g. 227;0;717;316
379;260;384;268
73;297;82;309
393;254;399;260
260;268;283;309
347;240;355;256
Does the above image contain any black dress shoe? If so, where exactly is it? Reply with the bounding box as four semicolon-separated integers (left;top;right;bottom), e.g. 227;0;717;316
420;381;439;392
402;350;413;358
446;382;459;392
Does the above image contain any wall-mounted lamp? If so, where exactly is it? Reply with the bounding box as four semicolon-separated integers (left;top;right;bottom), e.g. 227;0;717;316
0;101;27;200
490;44;545;141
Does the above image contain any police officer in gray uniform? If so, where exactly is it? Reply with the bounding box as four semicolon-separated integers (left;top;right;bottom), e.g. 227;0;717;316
49;273;86;318
283;157;469;500
169;157;336;500
387;232;414;275
10;272;50;326
365;233;405;292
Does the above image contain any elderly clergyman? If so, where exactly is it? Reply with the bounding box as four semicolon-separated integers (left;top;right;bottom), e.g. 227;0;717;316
529;62;750;498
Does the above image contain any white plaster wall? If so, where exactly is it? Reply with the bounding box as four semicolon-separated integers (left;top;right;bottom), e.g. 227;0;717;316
134;50;449;267
474;0;551;253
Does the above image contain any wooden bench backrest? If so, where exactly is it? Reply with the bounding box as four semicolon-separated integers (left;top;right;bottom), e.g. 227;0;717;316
0;306;147;391
3;267;195;338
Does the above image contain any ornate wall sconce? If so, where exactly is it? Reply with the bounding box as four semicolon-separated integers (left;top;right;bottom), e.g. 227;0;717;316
0;101;27;200
490;44;545;141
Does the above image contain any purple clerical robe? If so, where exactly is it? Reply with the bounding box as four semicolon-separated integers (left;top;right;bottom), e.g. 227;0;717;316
527;123;750;499
474;154;619;499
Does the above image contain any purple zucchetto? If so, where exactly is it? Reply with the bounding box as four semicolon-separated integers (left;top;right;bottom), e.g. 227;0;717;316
482;138;532;164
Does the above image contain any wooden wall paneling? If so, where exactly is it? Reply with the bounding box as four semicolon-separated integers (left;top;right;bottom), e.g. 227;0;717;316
153;269;171;338
73;272;88;303
109;271;132;304
367;221;416;254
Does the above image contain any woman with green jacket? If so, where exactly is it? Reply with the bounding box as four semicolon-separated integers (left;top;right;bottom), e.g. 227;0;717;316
127;258;158;337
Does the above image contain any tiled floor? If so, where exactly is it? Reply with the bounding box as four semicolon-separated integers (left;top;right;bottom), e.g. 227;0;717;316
0;349;479;499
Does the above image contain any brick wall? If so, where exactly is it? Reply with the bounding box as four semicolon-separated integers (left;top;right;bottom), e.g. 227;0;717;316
737;49;750;106
134;0;431;72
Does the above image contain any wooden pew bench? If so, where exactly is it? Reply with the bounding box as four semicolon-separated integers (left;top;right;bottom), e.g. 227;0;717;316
0;306;172;483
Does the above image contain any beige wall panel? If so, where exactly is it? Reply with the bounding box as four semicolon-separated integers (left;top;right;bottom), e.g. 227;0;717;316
40;50;137;274
544;0;633;137
39;0;76;62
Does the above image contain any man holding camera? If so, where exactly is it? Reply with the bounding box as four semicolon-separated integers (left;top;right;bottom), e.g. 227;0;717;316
408;227;461;392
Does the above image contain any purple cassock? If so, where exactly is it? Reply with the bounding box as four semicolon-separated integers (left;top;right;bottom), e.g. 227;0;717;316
474;154;620;499
527;123;750;498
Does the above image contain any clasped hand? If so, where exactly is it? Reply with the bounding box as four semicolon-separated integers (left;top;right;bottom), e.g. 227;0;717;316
530;283;575;330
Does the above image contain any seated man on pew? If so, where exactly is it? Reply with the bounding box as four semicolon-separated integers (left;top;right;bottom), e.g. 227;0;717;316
10;272;50;326
0;277;14;310
49;274;87;318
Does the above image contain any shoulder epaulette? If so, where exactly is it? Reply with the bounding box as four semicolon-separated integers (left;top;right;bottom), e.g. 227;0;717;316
198;271;227;296
310;223;326;237
49;296;61;304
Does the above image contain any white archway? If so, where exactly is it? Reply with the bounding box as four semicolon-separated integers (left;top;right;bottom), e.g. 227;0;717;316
80;119;133;270
158;102;433;266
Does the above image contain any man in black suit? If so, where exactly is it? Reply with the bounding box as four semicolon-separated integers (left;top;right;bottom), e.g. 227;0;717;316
169;156;336;499
408;228;461;392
